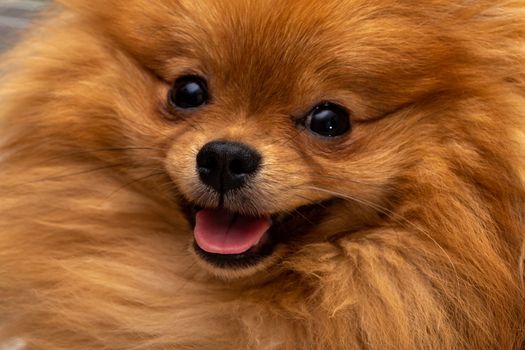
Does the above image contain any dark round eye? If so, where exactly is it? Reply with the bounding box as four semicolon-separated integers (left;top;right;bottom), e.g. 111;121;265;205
305;103;351;137
169;75;209;109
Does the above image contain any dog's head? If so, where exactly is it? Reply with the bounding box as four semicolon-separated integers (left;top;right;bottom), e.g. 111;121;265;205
45;0;524;279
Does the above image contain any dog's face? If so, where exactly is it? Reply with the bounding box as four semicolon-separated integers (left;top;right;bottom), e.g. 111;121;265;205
53;0;500;278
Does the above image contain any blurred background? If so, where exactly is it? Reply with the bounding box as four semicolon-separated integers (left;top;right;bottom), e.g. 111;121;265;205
0;0;46;53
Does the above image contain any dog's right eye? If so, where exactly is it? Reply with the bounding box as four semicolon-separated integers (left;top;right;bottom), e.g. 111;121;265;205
168;75;209;109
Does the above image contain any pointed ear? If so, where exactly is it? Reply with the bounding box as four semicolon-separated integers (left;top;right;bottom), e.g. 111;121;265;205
53;0;118;17
53;0;180;25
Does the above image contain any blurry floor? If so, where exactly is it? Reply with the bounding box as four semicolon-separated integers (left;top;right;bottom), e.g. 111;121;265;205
0;0;46;52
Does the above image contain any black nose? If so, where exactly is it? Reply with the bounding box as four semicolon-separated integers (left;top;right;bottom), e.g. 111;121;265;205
196;141;262;193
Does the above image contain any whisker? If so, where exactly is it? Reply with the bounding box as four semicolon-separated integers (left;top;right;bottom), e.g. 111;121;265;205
281;191;358;224
14;146;165;166
257;164;380;187
14;162;130;187
290;207;315;225
97;171;167;207
303;185;460;285
310;173;381;186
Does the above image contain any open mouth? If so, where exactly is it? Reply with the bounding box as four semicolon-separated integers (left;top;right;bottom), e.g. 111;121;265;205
180;199;334;269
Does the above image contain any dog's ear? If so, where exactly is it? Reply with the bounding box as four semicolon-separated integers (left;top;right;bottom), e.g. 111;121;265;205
54;0;121;17
53;0;187;71
54;0;179;22
53;0;183;35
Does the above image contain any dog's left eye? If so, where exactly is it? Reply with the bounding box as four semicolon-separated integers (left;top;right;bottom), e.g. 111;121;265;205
305;103;351;137
168;75;209;109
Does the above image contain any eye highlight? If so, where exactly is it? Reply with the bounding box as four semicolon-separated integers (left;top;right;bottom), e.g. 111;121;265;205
304;103;351;138
168;75;209;109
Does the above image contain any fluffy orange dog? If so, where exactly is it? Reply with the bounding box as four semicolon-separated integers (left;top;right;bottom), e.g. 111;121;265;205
1;0;524;349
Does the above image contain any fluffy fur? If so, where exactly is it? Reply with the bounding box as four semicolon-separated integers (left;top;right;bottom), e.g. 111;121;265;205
1;0;525;349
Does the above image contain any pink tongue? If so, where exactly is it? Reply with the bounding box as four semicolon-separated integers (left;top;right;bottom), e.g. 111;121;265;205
194;209;271;255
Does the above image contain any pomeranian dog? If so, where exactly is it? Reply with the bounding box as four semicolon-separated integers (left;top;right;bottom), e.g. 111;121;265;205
0;0;524;349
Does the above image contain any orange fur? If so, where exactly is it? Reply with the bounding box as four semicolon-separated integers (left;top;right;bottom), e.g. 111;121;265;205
1;0;525;349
